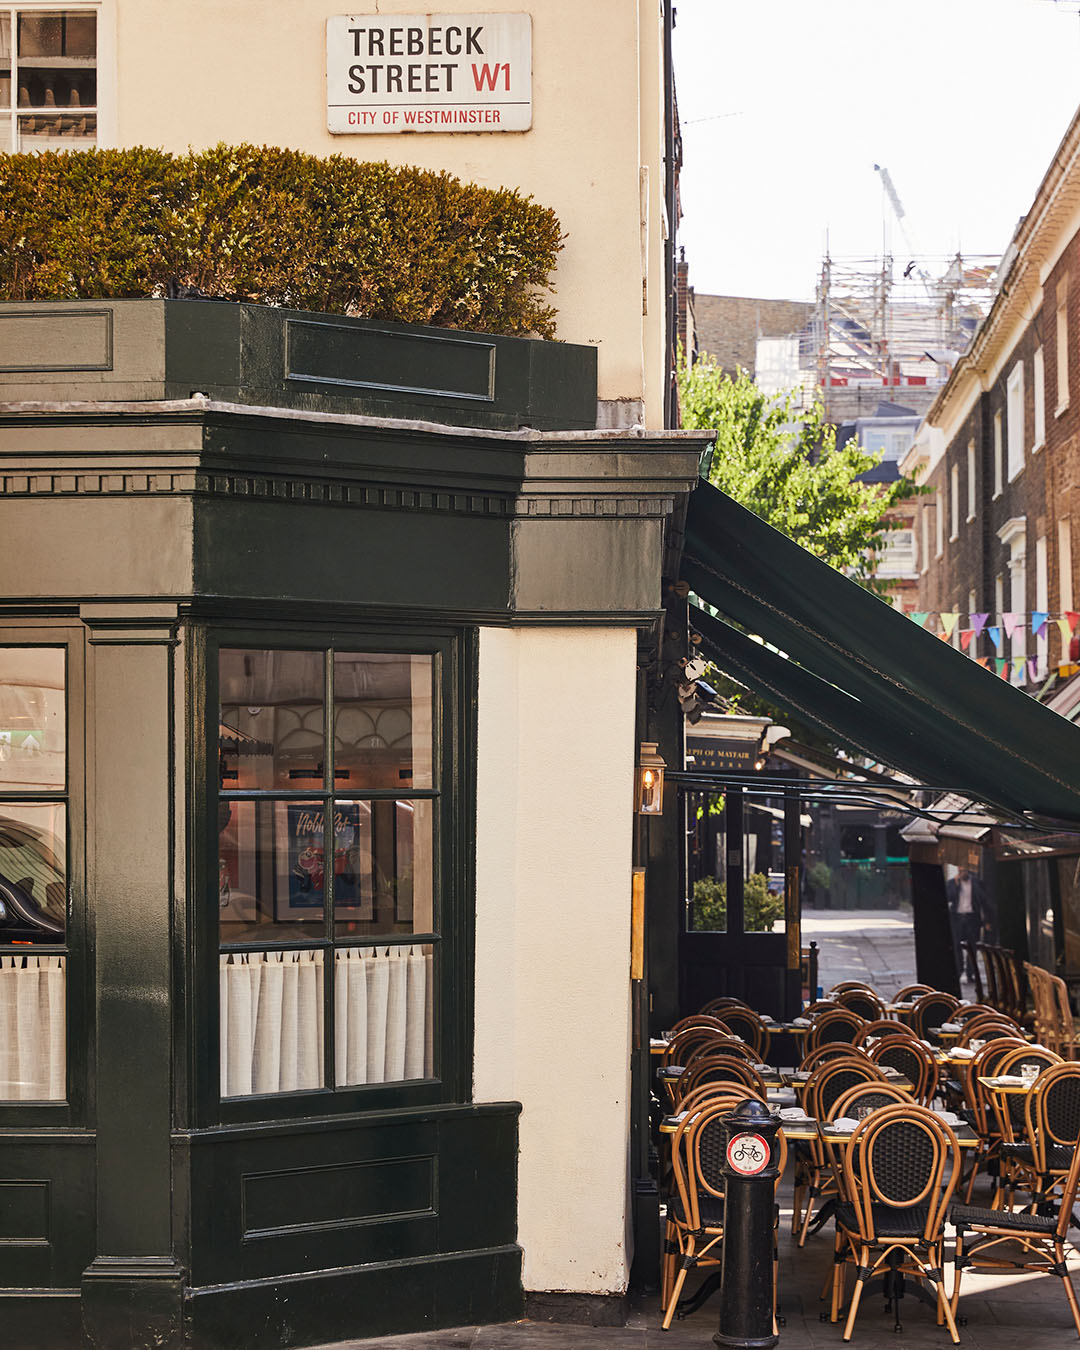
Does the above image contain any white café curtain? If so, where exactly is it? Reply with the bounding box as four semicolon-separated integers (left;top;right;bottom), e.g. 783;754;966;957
220;945;432;1098
0;954;66;1101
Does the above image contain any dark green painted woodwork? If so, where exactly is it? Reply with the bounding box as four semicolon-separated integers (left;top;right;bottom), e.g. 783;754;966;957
185;1244;524;1350
0;300;598;431
0;1292;82;1350
0;1137;95;1289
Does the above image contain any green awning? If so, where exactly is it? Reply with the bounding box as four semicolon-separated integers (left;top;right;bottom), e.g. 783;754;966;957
681;479;1080;824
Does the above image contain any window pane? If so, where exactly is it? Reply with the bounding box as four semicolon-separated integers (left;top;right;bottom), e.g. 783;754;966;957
334;943;433;1086
219;800;325;944
0;648;65;789
334;653;433;790
0;952;65;1100
220;949;324;1097
219;649;325;790
0;803;66;943
334;798;433;938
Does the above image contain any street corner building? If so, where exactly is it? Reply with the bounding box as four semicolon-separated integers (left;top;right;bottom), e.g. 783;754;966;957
0;300;706;1348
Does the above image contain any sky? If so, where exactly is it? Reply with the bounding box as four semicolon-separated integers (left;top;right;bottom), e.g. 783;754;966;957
673;0;1080;301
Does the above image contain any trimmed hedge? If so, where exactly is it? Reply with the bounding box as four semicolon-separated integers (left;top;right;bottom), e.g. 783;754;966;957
0;143;564;337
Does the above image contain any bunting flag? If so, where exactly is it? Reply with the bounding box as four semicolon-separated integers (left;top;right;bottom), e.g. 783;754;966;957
940;612;960;638
1003;612;1024;639
1032;611;1049;638
988;626;1003;652
1028;657;1041;683
995;658;1008;678
970;613;989;636
976;657;992;669
910;612;929;628
1057;618;1073;646
959;628;975;651
1069;612;1080;632
1013;657;1028;683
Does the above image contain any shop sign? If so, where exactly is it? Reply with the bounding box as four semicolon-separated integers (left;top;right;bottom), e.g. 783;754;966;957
685;736;760;773
327;13;532;133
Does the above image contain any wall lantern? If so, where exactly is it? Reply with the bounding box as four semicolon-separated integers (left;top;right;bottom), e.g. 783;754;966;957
636;742;667;815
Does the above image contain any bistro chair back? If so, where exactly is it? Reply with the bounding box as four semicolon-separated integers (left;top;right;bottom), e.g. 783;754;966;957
990;1045;1064;1175
869;1036;939;1106
910;990;960;1041
834;1104;961;1342
956;1036;1028;1202
830;981;877;995
676;1081;765;1116
667;1014;730;1040
949;1126;1080;1337
800;1042;860;1074
895;983;933;1003
1025;963;1078;1060
792;1056;886;1247
699;996;753;1017
854;1018;917;1048
803;998;841;1018
714;1006;771;1059
837;988;885;1021
957;1013;1021;1046
674;1053;766;1103
663;1027;728;1067
808;1008;867;1050
832;1081;911;1119
1026;1061;1080;1191
976;943;1001;1011
953;1002;1000;1025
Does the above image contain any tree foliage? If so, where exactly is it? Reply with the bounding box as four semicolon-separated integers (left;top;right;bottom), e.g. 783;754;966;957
678;352;917;590
0;143;563;337
690;873;783;933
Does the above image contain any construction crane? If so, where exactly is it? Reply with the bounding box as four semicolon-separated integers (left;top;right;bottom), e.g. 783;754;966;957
873;163;931;288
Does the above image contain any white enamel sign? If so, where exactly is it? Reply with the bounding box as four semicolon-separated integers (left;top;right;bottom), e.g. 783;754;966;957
327;13;532;133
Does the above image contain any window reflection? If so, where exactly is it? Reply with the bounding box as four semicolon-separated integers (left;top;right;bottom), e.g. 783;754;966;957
334;653;433;789
219;800;325;944
219;649;325;790
0;648;65;790
335;798;433;938
0;803;65;943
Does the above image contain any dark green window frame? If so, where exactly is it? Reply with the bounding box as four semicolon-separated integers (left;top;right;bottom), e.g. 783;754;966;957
190;622;475;1129
0;622;86;1128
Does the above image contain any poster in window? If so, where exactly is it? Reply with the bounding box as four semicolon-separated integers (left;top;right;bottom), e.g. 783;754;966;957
276;802;374;921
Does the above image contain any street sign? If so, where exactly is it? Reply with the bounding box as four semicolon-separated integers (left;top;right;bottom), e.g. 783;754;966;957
327;14;532;133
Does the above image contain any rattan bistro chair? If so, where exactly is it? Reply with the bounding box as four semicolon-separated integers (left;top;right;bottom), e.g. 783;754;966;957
854;1018;918;1048
673;1054;767;1105
910;991;960;1042
950;1138;1080;1338
660;1094;787;1330
807;1008;867;1051
868;1035;940;1106
837;988;886;1022
831;1104;962;1343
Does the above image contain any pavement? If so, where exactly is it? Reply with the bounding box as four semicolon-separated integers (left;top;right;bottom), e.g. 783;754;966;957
313;907;1033;1350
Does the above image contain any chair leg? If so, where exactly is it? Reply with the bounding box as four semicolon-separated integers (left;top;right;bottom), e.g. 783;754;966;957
842;1249;869;1343
1056;1241;1080;1339
661;1252;693;1331
831;1235;847;1324
798;1181;819;1247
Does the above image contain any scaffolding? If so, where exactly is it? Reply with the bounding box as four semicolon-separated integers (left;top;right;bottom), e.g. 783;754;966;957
804;252;1000;420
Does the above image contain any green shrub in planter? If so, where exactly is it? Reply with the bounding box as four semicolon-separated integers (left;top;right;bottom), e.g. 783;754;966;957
0;143;563;337
691;872;784;933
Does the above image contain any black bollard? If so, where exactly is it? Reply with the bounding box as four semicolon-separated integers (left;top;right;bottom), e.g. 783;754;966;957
714;1097;781;1350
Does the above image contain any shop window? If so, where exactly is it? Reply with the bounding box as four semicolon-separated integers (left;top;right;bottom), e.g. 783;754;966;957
217;646;438;1100
0;6;97;152
0;646;67;1102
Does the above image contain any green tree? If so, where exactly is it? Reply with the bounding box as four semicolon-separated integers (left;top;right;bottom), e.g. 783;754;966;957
678;352;917;591
690;873;784;933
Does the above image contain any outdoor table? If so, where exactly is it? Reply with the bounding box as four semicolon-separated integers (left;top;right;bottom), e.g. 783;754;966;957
977;1073;1037;1095
657;1063;784;1089
782;1067;915;1094
661;1112;979;1148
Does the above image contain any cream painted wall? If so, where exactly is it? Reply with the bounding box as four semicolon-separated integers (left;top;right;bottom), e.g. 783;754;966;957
108;0;666;425
474;625;637;1293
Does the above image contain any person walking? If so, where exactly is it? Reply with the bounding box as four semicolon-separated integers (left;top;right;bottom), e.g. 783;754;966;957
946;866;986;984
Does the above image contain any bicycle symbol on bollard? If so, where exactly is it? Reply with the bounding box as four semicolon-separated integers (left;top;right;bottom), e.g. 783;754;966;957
726;1131;770;1176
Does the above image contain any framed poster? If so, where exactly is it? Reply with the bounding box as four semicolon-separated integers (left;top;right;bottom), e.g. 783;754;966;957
275;802;374;922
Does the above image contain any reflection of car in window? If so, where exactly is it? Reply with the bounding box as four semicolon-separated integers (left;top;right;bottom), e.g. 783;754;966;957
0;819;65;942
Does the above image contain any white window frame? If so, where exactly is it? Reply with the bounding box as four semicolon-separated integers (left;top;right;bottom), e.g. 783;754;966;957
920;508;929;576
1007;360;1025;482
950;463;959;541
1060;517;1074;613
0;1;111;153
966;440;976;521
993;410;1003;498
1034;346;1046;450
1057;279;1070;416
935;493;944;559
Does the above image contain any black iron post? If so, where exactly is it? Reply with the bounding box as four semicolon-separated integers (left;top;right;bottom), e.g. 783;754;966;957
714;1098;781;1350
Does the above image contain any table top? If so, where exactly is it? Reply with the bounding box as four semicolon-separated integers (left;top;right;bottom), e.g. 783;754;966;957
977;1073;1039;1094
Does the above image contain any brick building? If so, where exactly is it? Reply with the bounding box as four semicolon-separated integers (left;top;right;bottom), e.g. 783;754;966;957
901;105;1080;684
